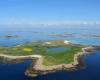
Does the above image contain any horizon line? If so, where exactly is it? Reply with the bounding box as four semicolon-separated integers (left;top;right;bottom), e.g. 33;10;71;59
0;21;100;26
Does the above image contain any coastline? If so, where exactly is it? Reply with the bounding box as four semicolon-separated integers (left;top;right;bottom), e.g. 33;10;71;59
0;46;94;77
25;46;94;77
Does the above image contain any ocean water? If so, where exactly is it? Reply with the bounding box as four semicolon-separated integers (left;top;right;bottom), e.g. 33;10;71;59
0;25;100;80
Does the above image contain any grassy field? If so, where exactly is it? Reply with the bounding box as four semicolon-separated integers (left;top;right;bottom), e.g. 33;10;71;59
43;45;83;65
0;41;84;65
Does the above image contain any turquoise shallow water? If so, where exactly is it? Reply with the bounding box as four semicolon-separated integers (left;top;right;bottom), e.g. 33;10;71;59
0;25;100;80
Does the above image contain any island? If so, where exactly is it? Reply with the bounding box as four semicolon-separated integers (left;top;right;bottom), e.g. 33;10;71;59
0;35;19;39
0;40;96;77
48;33;100;39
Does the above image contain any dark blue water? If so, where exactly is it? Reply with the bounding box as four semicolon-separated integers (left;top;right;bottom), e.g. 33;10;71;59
0;60;31;80
0;25;100;80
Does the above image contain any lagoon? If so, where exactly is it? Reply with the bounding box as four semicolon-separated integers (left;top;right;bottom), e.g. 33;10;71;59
47;47;70;53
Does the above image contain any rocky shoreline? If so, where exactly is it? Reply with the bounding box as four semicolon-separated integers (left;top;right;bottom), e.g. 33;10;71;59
25;46;94;77
0;46;95;77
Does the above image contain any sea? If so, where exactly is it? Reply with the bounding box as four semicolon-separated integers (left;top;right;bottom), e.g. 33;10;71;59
0;25;100;80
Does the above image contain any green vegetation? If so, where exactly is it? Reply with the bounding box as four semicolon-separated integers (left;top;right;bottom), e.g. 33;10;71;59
0;44;46;56
0;41;84;65
43;45;83;65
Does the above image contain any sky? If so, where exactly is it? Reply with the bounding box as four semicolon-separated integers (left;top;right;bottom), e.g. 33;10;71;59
0;0;100;25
